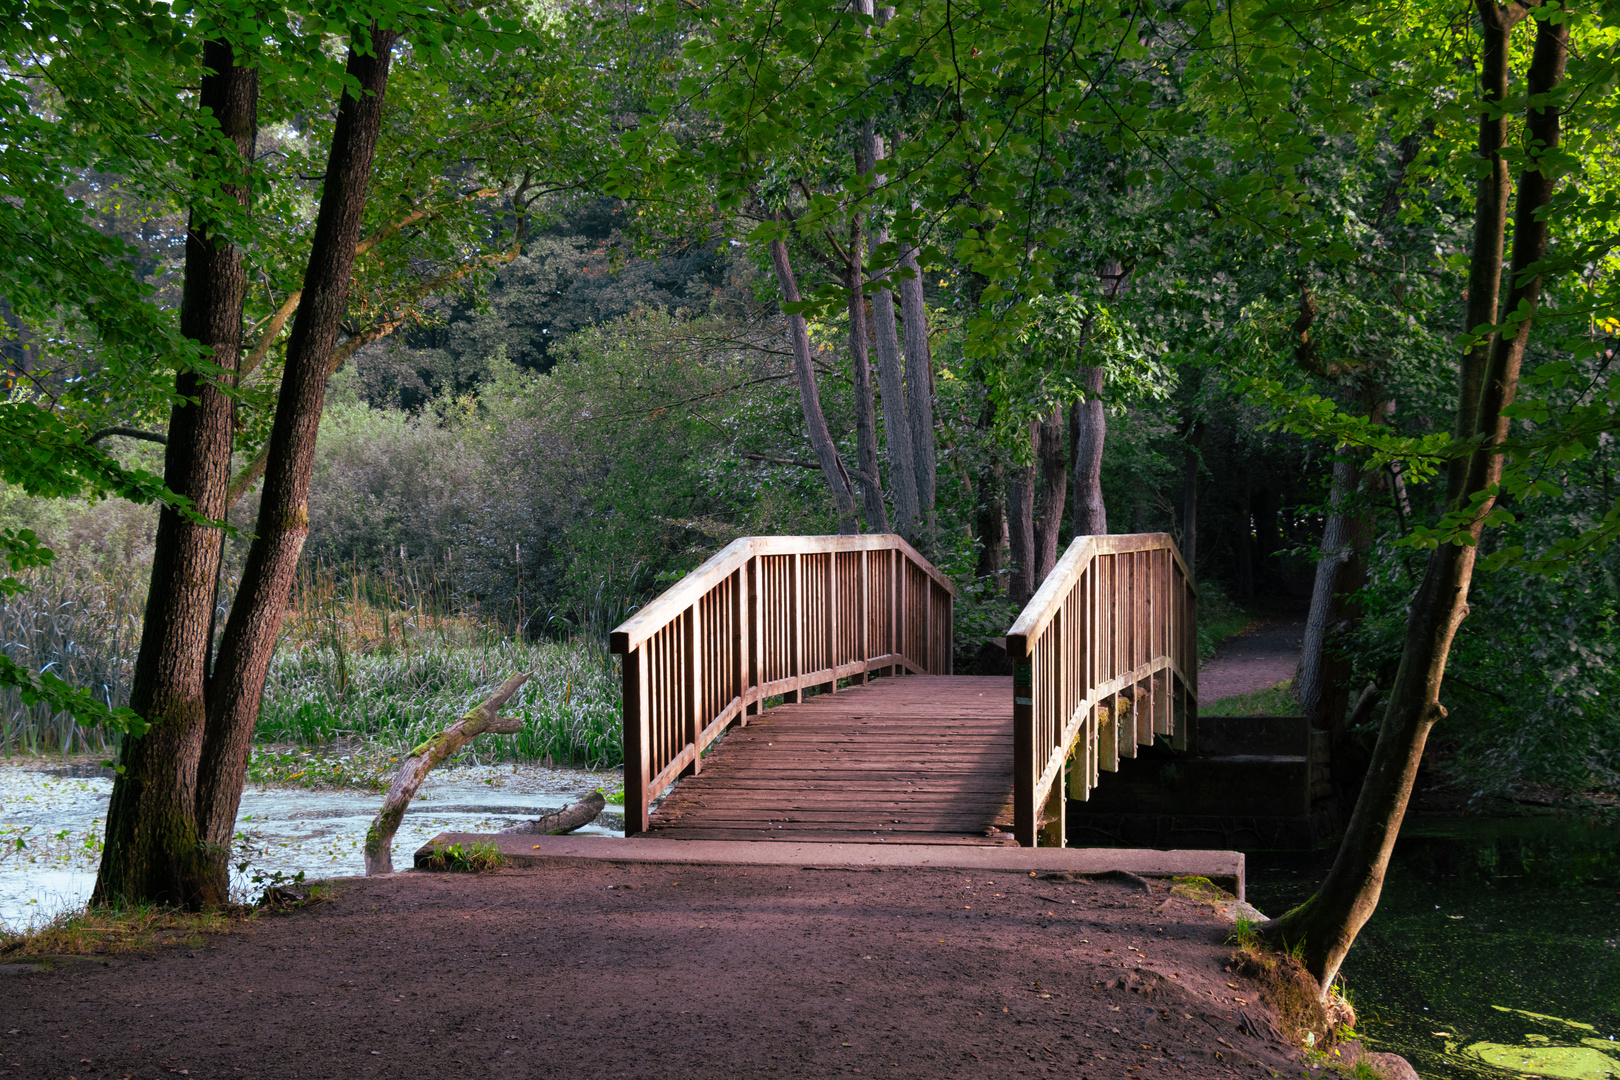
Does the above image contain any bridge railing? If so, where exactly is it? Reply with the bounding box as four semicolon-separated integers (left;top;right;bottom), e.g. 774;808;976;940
1005;533;1197;847
610;535;955;834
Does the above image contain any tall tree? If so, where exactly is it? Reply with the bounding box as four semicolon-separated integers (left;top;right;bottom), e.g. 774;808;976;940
1246;4;1576;991
94;21;405;906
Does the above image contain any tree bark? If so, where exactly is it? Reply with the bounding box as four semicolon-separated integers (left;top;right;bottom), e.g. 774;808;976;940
498;791;607;836
769;235;860;533
974;396;1007;584
94;40;258;909
1266;11;1566;994
1007;424;1037;606
898;245;938;542
844;209;889;533
365;673;529;874
861;130;919;540
198;24;400;879
1034;408;1067;583
1450;0;1528;507
1182;421;1204;578
1070;365;1108;537
1296;456;1374;736
96;25;403;907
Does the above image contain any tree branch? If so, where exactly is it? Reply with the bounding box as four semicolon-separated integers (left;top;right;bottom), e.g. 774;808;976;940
741;452;820;469
364;672;529;875
86;426;167;446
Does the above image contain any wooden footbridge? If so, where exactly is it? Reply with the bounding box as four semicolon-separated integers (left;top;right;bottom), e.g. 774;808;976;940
610;534;1196;847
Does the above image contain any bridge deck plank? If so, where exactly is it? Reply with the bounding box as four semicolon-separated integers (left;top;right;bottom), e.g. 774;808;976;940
644;675;1015;845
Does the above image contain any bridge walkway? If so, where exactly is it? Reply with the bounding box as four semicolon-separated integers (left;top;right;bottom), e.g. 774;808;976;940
645;675;1014;844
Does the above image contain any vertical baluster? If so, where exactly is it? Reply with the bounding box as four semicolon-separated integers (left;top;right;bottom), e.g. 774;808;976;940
825;551;838;693
895;551;905;673
784;552;803;702
746;558;760;718
854;550;869;683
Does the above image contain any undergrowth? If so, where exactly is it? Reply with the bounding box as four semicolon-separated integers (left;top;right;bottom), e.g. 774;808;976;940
2;562;625;770
256;638;622;769
419;839;505;873
1206;678;1300;716
1195;580;1253;661
0;902;243;958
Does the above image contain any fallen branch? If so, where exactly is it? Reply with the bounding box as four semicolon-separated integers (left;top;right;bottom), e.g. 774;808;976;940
364;672;529;875
498;791;606;835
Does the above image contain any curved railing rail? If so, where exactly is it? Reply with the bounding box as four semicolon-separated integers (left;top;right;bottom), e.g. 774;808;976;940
610;535;955;834
1005;533;1197;847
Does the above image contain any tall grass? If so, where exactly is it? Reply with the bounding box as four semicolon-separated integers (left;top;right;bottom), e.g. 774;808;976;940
257;638;622;767
1;559;623;769
0;567;145;754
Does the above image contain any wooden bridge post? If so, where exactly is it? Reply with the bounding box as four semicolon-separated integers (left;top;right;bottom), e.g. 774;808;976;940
1011;653;1036;847
623;645;651;834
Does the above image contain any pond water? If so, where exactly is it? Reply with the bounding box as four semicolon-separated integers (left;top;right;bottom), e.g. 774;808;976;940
1248;812;1620;1080
0;755;624;931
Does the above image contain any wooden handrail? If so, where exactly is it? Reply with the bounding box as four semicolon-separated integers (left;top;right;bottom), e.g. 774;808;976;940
610;535;956;834
1004;532;1197;847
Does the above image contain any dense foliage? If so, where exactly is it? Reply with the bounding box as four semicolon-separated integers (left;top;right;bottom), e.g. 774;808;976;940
1;0;1616;812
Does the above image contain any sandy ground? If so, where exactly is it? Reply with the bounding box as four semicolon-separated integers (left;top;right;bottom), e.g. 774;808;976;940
0;862;1320;1080
1198;619;1305;707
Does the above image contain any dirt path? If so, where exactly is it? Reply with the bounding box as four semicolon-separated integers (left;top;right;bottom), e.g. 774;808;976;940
1198;617;1306;707
0;862;1319;1080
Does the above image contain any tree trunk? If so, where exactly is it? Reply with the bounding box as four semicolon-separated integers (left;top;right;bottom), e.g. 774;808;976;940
860;133;918;540
898;245;937;542
1070;365;1107;537
1265;11;1567;993
366;673;529;874
769;235;860;533
1450;0;1527;507
845;211;889;533
1034;408;1067;583
96;26;402;908
1296;456;1374;735
1007;424;1037;606
94;40;258;909
1182;421;1204;578
974;397;1007;584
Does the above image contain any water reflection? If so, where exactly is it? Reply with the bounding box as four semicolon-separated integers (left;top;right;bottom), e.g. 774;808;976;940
1248;812;1620;1079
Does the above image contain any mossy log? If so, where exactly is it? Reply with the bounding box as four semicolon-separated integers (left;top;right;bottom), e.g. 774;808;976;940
498;791;606;835
364;672;529;875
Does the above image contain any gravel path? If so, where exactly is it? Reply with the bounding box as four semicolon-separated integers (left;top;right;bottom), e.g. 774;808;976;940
1198;617;1306;707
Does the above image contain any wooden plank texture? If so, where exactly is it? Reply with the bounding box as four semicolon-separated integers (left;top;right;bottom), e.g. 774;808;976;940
646;675;1015;845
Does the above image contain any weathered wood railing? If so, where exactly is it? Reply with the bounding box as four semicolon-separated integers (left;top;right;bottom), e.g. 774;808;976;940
610;535;955;834
1005;533;1197;847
